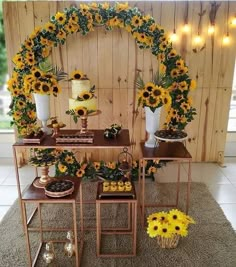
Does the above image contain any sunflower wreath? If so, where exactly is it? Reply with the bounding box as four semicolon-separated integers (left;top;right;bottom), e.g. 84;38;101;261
7;2;196;137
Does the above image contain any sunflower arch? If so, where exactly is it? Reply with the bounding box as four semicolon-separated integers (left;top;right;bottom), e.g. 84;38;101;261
7;2;196;136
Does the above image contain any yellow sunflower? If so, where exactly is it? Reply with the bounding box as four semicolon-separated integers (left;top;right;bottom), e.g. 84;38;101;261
16;100;26;109
190;79;197;90
32;69;42;79
12;88;21;97
162;95;172;108
95;13;103;24
145;82;155;92
57;30;66;40
176;59;184;68
80;4;89;15
42;47;51;58
147;221;160;238
70;12;79;24
12;54;23;65
40;82;50;94
24;38;34;50
58;163;67;173
76;169;85;178
70;70;84;80
81;92;92;100
75;107;87;117
102;2;110;10
180;102;190;112
178;66;188;75
45;22;56;32
157;223;173;238
137;33;147;43
55;12;66;24
170;68;179;78
152;86;164;97
93;162;101;171
65;155;74;164
108;16;121;27
131;15;143;27
168;49;177;58
178;81;188;91
147;166;157;175
147;213;159;223
115;2;129;12
27;110;36;119
155;211;168;222
168;209;185;222
159;41;168;51
146;97;160;108
89;2;98;10
32;81;42;94
51;84;61;96
170;221;188;237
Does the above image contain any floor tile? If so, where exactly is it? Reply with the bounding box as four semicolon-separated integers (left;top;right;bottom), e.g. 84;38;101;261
219;203;236;231
208;184;236;204
0;186;18;205
0;206;11;222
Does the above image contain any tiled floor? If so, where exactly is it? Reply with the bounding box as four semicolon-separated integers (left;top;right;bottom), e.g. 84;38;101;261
0;157;236;231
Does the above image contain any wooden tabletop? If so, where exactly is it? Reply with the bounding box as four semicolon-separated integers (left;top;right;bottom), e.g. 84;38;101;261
22;176;81;202
140;142;192;160
13;129;130;149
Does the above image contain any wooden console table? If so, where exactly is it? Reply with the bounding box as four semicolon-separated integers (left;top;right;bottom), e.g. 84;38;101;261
139;142;192;227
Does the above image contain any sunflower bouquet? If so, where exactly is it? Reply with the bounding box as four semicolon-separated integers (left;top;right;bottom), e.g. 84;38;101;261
136;73;172;113
147;209;195;248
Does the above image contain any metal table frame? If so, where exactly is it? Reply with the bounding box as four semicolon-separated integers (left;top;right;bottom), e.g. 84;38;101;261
139;142;192;227
96;182;137;257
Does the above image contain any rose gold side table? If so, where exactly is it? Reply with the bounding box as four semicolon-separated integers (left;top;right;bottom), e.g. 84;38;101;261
96;182;137;257
139;142;192;227
21;177;84;267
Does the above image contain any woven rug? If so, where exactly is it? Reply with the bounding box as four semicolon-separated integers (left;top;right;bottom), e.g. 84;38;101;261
0;182;236;267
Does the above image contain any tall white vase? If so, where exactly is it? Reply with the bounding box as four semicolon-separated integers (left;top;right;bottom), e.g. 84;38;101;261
145;106;161;148
33;93;51;134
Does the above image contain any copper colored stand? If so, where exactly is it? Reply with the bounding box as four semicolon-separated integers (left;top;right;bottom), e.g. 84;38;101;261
21;177;84;267
139;142;192;227
96;182;137;257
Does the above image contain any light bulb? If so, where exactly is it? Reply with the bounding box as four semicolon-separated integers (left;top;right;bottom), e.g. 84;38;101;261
231;17;236;26
208;25;215;34
223;34;230;45
170;31;178;42
182;24;190;33
194;35;202;45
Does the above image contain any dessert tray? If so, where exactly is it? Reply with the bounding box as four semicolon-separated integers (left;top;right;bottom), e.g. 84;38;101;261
23;131;46;144
45;180;74;198
98;181;135;199
56;132;94;144
155;130;188;142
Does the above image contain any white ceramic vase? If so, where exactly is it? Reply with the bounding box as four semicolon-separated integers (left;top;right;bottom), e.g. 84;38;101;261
33;93;51;134
145;106;161;148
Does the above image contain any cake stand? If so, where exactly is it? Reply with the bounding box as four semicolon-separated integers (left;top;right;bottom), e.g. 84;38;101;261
79;110;101;134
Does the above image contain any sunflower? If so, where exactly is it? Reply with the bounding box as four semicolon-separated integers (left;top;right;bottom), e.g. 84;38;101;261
180;102;190;112
162;95;172;107
76;169;85;178
51;85;61;96
65;155;74;164
170;221;188;237
55;12;66;24
16;100;26;109
176;59;184;68
102;2;110;10
75;107;87;117
157;222;173;238
70;12;79;24
80;4;89;15
45;22;56;32
131;15;143;27
146;97;160;108
70;70;84;80
115;2;129;12
155;211;168;222
12;54;23;65
170;68;179;78
108;16;121;27
89;2;98;10
42;47;51;58
40;82;50;94
152;86;164;97
58;163;67;173
32;81;42;94
95;13;103;24
147;213;159;223
147;166;157;175
159;41;168;51
12;88;21;97
106;161;116;169
25;57;35;66
27;110;36;119
141;90;150;99
57;30;66;40
65;23;79;34
178;66;188;75
81;92;92;100
32;69;42;79
93;162;101;171
168;49;177;58
147;221;159;238
24;38;34;50
168;209;185;222
145;82;155;92
137;33;147;43
178;81;188;91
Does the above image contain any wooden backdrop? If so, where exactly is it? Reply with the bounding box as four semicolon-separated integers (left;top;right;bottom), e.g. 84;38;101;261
3;1;236;162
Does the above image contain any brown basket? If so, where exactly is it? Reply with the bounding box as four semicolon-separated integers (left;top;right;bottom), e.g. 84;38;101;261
157;234;180;249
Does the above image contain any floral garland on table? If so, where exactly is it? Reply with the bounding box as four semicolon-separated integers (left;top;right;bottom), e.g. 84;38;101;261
7;2;196;136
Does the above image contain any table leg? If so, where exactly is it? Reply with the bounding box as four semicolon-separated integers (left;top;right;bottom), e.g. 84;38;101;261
186;160;192;214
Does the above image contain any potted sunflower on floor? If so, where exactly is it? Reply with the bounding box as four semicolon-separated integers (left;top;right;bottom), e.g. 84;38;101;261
147;209;195;248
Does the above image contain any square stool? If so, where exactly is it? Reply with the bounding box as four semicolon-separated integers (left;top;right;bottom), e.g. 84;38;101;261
21;177;84;266
96;182;137;257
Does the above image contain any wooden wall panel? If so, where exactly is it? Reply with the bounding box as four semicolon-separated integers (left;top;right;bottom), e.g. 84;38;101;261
3;1;236;162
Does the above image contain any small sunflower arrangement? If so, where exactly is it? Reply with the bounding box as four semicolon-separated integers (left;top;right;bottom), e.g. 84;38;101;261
136;73;172;113
147;209;195;248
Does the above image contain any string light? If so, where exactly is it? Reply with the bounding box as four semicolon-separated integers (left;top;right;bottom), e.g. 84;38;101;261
182;23;191;33
208;24;215;34
223;34;230;45
170;1;178;43
194;34;203;45
231;15;236;26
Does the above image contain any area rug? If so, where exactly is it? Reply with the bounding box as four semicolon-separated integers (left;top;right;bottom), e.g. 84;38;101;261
0;182;236;267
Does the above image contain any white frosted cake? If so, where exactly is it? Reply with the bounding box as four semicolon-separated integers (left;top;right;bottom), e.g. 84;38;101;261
69;79;97;112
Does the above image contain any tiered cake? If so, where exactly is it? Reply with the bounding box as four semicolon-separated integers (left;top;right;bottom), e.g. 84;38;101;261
69;79;97;113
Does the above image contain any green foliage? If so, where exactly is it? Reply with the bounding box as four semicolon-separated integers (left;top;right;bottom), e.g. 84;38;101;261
0;9;7;86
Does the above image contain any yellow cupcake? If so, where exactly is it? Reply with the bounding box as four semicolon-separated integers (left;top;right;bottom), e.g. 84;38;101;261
103;181;110;187
125;181;131;186
125;184;132;191
118;185;125;191
110;185;117;191
118;181;124;186
111;181;116;186
103;185;110;192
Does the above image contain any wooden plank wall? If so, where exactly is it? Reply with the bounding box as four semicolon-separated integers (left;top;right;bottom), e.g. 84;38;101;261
3;1;236;162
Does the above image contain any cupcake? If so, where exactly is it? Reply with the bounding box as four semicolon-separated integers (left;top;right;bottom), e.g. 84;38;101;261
118;185;125;191
103;181;110;187
125;184;132;191
103;185;110;192
118;181;124;186
125;181;131;186
110;185;117;191
111;181;116;186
